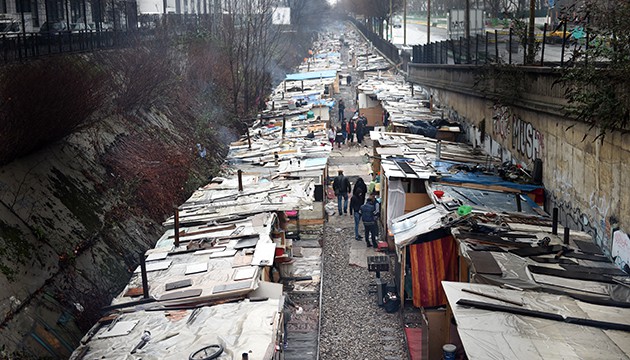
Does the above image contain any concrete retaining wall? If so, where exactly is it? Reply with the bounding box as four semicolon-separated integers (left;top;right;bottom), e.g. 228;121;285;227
408;63;630;259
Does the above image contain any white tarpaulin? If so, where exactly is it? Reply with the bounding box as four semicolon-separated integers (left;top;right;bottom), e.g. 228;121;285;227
442;281;630;360
387;179;405;227
390;204;447;247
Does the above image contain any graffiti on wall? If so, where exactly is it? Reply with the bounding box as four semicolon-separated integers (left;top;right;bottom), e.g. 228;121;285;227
512;117;545;160
492;105;511;142
492;105;545;161
549;175;618;258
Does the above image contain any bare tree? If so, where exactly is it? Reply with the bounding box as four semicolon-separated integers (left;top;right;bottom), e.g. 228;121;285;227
214;0;286;118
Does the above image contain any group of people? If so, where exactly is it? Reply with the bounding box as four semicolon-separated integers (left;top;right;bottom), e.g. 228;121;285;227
329;99;368;148
332;170;381;248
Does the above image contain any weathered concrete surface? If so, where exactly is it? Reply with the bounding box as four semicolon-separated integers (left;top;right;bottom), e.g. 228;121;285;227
0;111;208;357
408;63;630;257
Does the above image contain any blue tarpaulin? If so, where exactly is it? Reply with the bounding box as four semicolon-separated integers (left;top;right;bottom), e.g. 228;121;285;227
285;70;337;81
433;160;543;192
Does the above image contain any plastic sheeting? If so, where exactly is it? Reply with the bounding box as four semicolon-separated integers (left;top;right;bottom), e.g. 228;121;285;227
433;160;543;192
72;298;282;360
285;70;337;81
436;183;539;215
442;281;630;360
391;205;446;247
387;179;406;227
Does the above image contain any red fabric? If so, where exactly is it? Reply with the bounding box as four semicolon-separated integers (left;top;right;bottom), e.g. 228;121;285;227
405;327;423;360
409;236;458;307
530;188;545;206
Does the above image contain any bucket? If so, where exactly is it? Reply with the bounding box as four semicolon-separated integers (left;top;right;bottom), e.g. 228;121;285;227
277;261;294;278
442;344;456;360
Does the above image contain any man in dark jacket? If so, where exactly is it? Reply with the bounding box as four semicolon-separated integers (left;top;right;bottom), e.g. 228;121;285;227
348;118;356;143
356;114;367;144
359;196;379;247
332;170;351;215
349;194;363;240
352;177;367;205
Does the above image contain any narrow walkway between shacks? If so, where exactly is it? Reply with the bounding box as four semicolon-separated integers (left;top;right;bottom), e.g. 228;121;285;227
316;24;410;360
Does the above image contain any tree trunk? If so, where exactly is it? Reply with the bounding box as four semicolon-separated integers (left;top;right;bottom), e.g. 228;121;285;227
527;0;536;64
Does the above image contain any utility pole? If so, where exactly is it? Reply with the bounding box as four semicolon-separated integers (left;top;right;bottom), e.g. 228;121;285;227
403;0;407;45
465;0;470;39
427;0;431;45
389;0;392;41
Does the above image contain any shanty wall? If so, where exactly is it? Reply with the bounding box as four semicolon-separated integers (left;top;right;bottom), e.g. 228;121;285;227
408;64;630;262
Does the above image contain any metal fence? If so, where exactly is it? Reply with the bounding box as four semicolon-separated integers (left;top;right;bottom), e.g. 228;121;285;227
412;22;578;67
0;14;216;63
0;30;125;62
349;17;401;65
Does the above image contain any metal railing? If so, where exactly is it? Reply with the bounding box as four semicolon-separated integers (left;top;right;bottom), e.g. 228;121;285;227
0;30;125;62
412;22;579;67
349;17;401;65
0;14;217;63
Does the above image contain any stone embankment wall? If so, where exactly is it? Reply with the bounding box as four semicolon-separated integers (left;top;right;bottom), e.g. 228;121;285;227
0;54;235;358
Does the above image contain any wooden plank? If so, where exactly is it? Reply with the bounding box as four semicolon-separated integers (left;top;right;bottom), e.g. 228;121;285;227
442;181;521;194
123;287;145;297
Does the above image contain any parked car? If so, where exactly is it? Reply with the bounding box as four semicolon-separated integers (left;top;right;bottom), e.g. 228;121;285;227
39;21;69;35
70;23;95;32
0;19;20;35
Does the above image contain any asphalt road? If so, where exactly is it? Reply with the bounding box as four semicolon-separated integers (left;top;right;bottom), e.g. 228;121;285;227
390;21;574;64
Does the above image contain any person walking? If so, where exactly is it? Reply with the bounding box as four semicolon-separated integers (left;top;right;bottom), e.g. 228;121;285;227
349;193;363;241
338;99;345;122
356;113;366;144
328;127;335;147
340;117;347;143
353;177;367;205
348;118;355;143
332;169;351;215
334;127;344;149
359;196;379;247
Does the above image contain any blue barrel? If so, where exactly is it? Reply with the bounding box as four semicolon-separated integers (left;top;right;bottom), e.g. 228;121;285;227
442;344;456;360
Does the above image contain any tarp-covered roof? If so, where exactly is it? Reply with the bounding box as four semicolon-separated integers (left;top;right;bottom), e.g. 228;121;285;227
71;283;283;360
285;69;337;81
442;281;630;360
